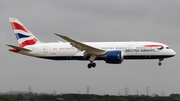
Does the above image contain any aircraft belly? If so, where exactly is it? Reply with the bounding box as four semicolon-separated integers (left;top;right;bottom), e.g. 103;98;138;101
124;55;173;59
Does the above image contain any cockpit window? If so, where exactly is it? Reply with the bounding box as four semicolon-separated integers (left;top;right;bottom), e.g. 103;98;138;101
166;47;171;49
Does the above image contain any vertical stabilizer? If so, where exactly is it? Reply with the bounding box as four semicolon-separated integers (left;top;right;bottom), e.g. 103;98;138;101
9;18;40;47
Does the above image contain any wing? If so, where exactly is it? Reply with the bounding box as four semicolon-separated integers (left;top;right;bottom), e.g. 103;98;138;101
54;33;106;61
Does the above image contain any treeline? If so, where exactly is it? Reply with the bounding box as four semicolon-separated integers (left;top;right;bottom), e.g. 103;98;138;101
0;93;180;101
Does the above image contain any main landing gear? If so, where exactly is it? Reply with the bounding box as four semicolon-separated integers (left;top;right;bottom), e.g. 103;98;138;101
87;54;97;69
158;58;164;66
87;62;96;69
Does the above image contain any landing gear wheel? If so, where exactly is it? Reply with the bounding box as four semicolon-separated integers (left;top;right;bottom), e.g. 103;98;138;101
92;63;96;67
87;62;96;69
158;58;163;66
88;64;92;69
158;62;162;66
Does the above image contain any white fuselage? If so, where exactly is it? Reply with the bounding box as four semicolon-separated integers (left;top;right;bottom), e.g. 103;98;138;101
18;41;176;61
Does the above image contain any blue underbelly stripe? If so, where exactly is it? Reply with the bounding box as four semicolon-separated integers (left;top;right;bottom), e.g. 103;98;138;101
38;55;175;60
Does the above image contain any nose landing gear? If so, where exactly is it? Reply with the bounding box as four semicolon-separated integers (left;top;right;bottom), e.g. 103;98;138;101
158;58;164;66
158;62;162;66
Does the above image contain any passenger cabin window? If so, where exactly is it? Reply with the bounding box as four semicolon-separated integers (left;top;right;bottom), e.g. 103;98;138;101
166;47;170;49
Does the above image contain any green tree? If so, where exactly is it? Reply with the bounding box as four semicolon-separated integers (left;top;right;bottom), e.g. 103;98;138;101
1;96;16;101
120;98;128;101
16;94;23;100
90;97;104;101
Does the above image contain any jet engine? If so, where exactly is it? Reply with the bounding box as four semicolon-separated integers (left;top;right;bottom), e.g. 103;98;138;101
105;50;124;64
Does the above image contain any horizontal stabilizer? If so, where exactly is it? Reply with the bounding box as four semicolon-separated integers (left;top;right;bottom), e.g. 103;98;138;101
6;44;31;51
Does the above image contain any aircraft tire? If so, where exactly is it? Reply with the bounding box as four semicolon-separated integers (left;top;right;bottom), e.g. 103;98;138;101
92;63;96;67
158;62;162;66
88;64;92;69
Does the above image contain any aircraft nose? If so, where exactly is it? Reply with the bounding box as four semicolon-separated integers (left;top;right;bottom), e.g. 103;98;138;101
171;49;176;56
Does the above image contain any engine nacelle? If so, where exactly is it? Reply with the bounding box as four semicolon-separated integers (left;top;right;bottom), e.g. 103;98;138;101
105;50;124;64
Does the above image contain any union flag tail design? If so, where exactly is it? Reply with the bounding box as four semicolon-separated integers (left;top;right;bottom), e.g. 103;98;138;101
9;18;40;47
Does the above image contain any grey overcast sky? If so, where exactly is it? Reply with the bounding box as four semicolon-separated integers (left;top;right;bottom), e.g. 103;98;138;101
0;0;179;96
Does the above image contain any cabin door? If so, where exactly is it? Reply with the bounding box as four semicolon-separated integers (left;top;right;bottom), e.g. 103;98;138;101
43;46;48;56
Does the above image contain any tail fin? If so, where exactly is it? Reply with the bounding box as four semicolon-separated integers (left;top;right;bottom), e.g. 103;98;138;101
9;18;40;47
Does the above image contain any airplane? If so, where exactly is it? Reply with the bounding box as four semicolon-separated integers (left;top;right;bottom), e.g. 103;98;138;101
7;18;176;68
